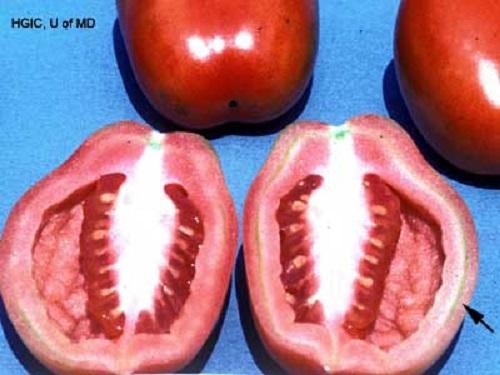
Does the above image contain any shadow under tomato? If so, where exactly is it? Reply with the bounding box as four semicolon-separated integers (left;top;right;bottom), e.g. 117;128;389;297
0;284;229;375
425;325;463;375
113;20;169;132
0;297;51;375
113;20;313;140
180;282;232;373
201;79;313;141
383;60;500;189
234;247;286;375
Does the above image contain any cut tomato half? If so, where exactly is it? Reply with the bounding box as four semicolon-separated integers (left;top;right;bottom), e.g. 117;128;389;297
243;115;478;374
0;121;237;374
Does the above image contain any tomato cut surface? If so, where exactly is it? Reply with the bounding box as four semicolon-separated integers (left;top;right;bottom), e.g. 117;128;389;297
0;122;237;374
243;115;478;374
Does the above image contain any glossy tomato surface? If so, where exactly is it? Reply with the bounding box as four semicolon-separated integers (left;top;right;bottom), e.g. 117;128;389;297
395;0;500;174
244;115;478;374
1;1;499;374
117;0;318;129
0;122;237;374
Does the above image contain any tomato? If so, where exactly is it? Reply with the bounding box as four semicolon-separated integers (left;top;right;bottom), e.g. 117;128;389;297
116;0;318;129
243;115;478;374
0;122;237;374
394;0;500;174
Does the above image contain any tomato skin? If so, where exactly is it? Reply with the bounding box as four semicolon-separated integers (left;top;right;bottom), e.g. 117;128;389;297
0;122;237;374
394;0;500;174
117;0;318;129
243;115;478;374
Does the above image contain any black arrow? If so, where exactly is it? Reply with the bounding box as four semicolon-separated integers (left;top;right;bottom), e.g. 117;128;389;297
464;304;494;333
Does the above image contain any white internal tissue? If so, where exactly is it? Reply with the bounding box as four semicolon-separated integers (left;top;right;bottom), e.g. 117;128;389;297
307;128;370;321
111;132;177;318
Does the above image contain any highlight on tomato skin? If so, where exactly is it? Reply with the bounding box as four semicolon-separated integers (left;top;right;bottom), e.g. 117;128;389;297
394;0;500;175
0;121;238;374
116;0;318;129
243;114;478;374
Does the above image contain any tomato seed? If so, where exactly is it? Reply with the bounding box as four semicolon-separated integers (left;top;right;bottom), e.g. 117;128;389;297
292;255;308;268
291;200;307;211
364;254;379;265
99;193;116;204
80;173;127;340
276;174;323;324
369;237;384;249
285;293;296;305
354;303;366;311
91;229;107;241
371;205;388;216
358;276;374;288
287;223;304;234
136;184;205;334
179;225;195;236
342;174;402;339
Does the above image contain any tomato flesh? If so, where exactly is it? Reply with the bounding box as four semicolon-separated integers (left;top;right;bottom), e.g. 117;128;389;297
369;197;444;349
1;122;238;374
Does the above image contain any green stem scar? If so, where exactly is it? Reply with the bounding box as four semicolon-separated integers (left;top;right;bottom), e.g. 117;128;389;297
148;132;165;150
332;126;350;140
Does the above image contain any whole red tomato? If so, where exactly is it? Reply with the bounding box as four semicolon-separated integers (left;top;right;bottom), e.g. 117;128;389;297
117;0;318;129
395;0;500;174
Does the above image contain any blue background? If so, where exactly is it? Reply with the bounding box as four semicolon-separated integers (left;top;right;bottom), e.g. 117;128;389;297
0;1;498;374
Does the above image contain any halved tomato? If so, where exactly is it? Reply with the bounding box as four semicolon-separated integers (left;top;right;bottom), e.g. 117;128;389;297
243;115;477;374
0;122;237;374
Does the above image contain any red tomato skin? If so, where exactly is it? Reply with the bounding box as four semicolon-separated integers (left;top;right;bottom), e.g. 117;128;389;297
395;0;500;174
117;0;318;129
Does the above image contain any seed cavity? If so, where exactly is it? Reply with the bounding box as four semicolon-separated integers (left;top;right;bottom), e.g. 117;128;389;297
276;174;323;324
134;184;204;335
342;174;402;340
80;173;126;340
